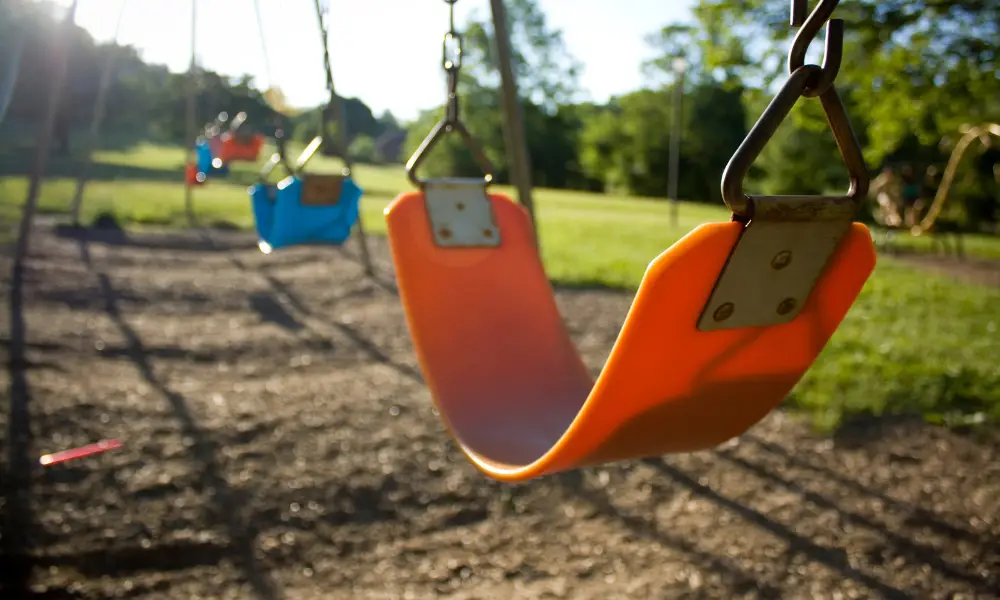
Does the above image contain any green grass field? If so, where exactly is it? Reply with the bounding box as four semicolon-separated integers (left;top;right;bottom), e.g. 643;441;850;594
2;142;999;431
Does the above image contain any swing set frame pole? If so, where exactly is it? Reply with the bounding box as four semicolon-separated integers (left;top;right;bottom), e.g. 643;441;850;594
489;0;538;250
312;0;374;276
70;0;130;226
183;0;197;226
14;0;79;266
312;0;335;144
0;28;26;129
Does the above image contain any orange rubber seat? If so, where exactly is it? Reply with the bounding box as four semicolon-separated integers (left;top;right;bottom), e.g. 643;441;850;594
184;162;204;186
219;132;264;163
384;191;876;482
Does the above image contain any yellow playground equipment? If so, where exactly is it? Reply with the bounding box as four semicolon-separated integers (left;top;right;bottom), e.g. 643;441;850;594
911;123;1000;236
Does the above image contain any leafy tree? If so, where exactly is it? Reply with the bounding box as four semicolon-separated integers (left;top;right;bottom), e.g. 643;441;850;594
0;3;386;157
687;0;1000;164
348;134;377;164
675;0;998;226
461;0;582;112
2;0;993;228
576;81;747;202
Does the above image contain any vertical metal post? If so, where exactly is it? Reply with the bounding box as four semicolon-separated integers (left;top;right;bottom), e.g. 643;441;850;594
70;0;129;225
489;0;539;250
313;0;340;148
183;0;197;226
668;58;686;228
0;32;25;128
313;0;373;275
14;0;79;265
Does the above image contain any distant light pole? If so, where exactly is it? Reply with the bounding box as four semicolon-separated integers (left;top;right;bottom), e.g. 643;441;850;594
668;56;686;228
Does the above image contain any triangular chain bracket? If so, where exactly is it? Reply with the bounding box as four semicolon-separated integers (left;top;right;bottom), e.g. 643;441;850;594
406;118;495;188
697;64;870;332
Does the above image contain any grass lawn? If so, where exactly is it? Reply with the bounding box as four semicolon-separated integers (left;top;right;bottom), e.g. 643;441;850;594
2;141;999;431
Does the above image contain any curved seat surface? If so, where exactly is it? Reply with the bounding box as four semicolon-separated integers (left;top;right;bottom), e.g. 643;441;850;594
384;191;876;481
195;140;214;174
254;176;362;250
249;183;277;241
220;133;264;162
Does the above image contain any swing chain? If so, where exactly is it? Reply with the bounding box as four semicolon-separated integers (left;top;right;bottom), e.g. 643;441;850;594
405;0;495;187
442;0;463;124
317;0;335;94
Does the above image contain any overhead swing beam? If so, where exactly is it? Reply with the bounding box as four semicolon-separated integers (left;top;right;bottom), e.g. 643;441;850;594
70;0;130;225
312;0;374;275
385;0;876;482
14;0;79;265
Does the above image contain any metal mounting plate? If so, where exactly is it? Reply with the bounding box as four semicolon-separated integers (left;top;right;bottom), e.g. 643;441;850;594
299;174;345;206
424;178;501;247
697;196;855;331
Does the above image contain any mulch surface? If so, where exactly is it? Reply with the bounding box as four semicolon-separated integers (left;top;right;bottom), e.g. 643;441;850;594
1;225;997;599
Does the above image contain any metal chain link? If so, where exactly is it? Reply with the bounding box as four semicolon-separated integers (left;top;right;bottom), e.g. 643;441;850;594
405;0;494;186
442;0;463;125
316;0;334;94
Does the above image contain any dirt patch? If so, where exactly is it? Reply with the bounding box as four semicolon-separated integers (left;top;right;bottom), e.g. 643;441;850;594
887;252;1000;288
1;226;997;599
876;238;1000;288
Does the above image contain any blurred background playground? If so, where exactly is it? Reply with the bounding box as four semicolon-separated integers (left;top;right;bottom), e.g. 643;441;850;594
0;0;998;598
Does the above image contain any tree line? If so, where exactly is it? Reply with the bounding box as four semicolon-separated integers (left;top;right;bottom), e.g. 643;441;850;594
0;0;404;161
2;0;998;228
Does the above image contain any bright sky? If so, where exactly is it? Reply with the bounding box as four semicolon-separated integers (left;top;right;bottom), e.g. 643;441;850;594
71;0;696;122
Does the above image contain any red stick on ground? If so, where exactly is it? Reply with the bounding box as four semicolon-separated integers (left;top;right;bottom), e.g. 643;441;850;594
39;439;123;467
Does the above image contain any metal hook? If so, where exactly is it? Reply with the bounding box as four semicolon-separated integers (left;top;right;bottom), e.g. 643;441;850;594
721;65;868;218
258;131;295;183
405;119;494;187
289;135;351;177
295;136;323;173
258;153;286;182
788;0;843;98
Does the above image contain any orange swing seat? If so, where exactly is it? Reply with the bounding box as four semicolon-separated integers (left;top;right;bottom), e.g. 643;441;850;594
219;132;264;163
386;26;875;481
385;188;875;482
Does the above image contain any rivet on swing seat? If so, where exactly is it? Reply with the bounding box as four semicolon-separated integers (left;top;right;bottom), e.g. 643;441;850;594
384;183;876;482
249;174;361;252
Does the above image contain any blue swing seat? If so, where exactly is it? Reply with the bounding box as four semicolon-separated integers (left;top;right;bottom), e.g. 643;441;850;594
248;174;362;252
195;139;229;178
248;183;278;241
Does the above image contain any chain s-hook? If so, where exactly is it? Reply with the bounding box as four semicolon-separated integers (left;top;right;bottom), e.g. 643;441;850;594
788;0;843;97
